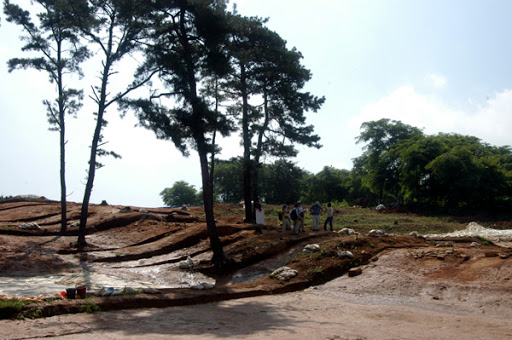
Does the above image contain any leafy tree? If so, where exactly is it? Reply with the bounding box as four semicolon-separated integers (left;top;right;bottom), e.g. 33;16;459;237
69;0;158;248
424;134;511;210
213;158;244;203
4;0;89;233
259;159;305;204
225;14;323;221
160;181;201;207
302;166;351;203
355;118;423;203
122;0;232;272
398;135;447;206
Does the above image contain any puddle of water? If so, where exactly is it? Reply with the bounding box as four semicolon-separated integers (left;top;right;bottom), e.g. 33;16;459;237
0;266;216;297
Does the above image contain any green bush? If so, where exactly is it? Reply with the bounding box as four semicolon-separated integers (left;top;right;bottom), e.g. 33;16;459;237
0;300;32;319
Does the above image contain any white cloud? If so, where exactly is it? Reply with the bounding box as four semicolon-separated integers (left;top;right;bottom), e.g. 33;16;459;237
350;86;512;147
425;73;447;88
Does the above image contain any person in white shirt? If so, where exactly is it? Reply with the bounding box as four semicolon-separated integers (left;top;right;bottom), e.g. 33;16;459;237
297;200;305;232
323;202;334;231
281;204;291;233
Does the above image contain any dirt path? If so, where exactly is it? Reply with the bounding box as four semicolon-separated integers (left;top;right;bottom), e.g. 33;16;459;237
2;248;512;340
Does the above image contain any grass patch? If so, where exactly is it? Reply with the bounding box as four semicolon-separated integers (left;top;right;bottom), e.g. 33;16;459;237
79;301;101;314
306;265;324;277
0;300;34;320
476;236;492;246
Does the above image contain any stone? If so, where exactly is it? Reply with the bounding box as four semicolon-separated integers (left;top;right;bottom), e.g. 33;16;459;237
337;248;354;259
375;204;386;211
338;228;356;236
368;229;387;237
436;241;454;247
348;267;362;277
470;242;481;248
179;256;194;270
303;244;321;253
18;222;41;230
270;266;298;281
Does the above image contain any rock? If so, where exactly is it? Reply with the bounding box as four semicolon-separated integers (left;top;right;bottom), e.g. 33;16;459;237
470;242;481;248
179;256;194;270
191;282;214;290
122;287;142;295
18;222;40;230
303;244;321;253
337;248;354;259
100;200;109;206
375;204;386;211
181;205;189;211
270;266;298;281
142;288;159;294
436;241;454;247
139;208;149;213
338;228;356;235
368;229;387;237
348;267;362;277
409;231;418;237
119;206;132;213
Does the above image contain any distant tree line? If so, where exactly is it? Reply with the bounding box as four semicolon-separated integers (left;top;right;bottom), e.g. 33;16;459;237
207;119;511;212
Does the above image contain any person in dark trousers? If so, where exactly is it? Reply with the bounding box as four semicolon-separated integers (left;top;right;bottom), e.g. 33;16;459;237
324;202;334;231
310;201;323;231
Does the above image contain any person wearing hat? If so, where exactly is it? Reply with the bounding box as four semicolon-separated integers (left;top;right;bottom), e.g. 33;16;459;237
309;201;324;231
297;200;305;232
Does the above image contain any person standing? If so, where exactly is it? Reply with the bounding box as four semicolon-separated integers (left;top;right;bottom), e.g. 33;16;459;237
255;199;265;225
291;203;301;235
281;203;291;234
324;202;334;231
297;200;305;232
310;201;323;231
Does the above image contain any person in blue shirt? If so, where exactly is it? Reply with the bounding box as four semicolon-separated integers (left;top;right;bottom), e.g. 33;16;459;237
309;201;324;231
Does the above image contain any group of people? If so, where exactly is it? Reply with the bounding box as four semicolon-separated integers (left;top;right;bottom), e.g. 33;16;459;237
281;201;334;235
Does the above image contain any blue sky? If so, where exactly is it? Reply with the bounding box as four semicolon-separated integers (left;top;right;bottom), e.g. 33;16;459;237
1;0;511;207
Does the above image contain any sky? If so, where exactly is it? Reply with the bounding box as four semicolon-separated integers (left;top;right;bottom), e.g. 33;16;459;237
1;0;512;207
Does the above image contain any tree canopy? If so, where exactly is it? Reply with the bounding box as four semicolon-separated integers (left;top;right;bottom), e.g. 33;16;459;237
161;181;201;207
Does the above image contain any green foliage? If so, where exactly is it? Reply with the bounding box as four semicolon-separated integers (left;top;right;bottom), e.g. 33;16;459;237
0;300;33;320
160;181;202;207
354;119;512;211
79;301;101;314
260;159;306;204
306;265;324;277
213;158;244;203
476;236;492;246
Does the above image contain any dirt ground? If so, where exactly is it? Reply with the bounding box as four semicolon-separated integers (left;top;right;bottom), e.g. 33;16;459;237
1;199;512;339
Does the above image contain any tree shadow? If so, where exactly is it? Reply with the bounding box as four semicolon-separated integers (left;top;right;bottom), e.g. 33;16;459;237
87;299;301;338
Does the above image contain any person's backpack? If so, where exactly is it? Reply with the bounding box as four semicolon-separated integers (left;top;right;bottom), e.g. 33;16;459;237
290;208;298;221
278;211;283;221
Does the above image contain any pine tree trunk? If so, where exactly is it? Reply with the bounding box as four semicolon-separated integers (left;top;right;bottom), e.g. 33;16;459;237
240;62;254;222
199;146;225;272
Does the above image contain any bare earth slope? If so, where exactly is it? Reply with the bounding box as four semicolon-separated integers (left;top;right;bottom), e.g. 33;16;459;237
0;199;511;339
